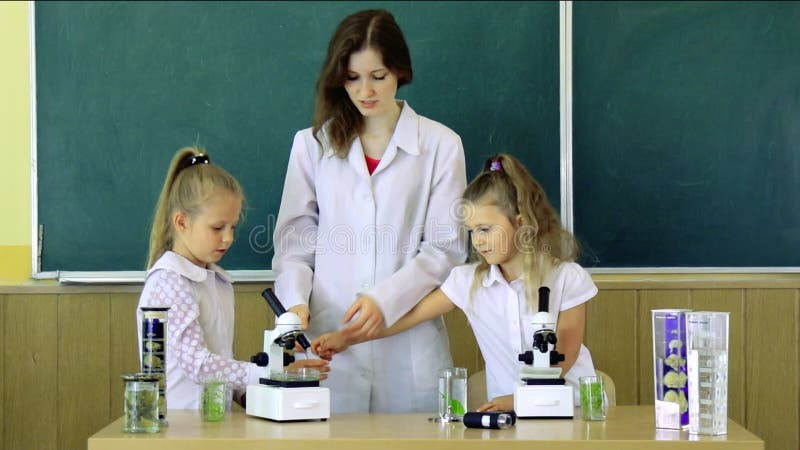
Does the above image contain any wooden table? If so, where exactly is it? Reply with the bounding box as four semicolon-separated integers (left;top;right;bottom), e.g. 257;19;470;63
88;405;764;449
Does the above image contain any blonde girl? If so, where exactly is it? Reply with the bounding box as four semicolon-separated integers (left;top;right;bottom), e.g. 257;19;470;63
313;153;598;411
138;147;328;411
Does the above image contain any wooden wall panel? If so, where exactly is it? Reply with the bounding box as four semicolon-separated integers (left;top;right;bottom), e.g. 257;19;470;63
1;279;797;450
233;289;272;363
58;293;110;450
691;289;746;426
637;290;690;405
585;290;637;405
4;294;59;450
745;289;798;450
108;293;141;419
443;308;483;377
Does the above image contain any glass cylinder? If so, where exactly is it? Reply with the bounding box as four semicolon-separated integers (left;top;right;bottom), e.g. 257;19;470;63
651;309;691;429
579;375;607;420
201;379;227;422
122;373;160;433
437;367;467;422
686;311;729;435
140;306;170;426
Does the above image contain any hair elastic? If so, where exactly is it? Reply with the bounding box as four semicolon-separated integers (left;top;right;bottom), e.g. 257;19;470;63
489;160;503;172
188;154;210;166
179;154;211;172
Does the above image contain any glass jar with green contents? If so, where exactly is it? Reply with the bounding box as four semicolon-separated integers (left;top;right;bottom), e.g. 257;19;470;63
579;375;606;421
121;373;161;433
201;379;227;422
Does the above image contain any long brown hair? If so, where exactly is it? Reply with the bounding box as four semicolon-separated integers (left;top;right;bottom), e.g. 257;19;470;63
465;153;579;307
147;147;243;268
312;9;412;157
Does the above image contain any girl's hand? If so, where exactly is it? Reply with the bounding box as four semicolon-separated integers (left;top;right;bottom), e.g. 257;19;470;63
286;358;330;380
477;395;514;412
289;304;311;330
311;331;351;360
341;295;385;341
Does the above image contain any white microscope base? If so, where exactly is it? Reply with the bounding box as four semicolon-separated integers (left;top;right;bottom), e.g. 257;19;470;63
246;384;330;422
514;382;574;418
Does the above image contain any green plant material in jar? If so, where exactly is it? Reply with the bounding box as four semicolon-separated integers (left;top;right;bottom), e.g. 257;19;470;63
580;378;604;420
202;380;226;422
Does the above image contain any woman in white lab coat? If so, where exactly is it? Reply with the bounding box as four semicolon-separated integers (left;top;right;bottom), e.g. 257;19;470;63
272;9;468;413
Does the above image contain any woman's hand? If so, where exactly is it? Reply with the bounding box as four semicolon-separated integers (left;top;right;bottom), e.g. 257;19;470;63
311;331;351;360
477;395;514;412
289;304;311;330
341;295;385;341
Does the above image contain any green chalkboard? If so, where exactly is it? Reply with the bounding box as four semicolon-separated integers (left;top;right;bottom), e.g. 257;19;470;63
572;1;800;268
36;1;560;272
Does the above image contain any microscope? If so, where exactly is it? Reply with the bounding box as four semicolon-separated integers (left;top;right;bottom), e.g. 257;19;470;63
245;288;330;421
514;286;574;418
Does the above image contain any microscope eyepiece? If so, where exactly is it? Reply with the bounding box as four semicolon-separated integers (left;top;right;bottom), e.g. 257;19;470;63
538;286;550;313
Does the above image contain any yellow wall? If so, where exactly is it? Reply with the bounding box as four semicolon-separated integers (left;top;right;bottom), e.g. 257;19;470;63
0;1;32;282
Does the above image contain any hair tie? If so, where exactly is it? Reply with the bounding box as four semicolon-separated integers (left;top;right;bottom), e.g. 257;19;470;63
489;160;503;172
188;154;210;166
179;154;211;172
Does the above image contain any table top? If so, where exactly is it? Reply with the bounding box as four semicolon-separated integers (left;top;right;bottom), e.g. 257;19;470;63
88;405;764;450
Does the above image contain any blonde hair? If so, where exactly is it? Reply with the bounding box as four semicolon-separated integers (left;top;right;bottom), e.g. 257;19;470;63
466;153;579;308
146;147;244;268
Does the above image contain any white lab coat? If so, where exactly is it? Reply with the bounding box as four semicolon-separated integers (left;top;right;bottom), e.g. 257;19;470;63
272;101;468;413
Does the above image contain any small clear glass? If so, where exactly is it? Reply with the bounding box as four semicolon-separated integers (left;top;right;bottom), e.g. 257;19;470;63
121;373;160;433
437;367;467;422
579;375;607;420
201;379;227;422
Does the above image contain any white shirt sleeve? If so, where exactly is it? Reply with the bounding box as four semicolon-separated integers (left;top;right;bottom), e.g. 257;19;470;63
271;130;319;311
439;265;472;311
557;263;598;311
140;270;260;389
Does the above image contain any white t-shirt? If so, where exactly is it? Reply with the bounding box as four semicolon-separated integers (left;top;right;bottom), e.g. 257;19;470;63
136;251;261;410
440;262;598;405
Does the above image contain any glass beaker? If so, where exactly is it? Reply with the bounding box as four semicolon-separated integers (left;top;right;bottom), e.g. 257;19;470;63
201;379;227;422
121;373;160;433
579;375;606;420
437;367;467;422
686;311;729;435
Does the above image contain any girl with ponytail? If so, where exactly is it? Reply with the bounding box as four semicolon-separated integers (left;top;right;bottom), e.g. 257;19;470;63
313;153;598;412
138;147;328;412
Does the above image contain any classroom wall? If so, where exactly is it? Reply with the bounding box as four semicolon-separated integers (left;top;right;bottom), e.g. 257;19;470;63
0;1;32;282
1;278;797;450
